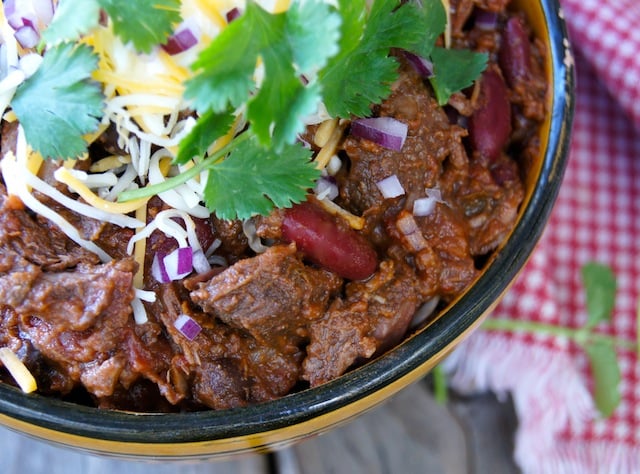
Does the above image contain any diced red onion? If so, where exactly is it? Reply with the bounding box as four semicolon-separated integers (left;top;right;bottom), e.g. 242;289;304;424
314;175;339;201
162;27;198;55
376;174;405;199
151;252;171;283
192;248;212;274
13;25;40;49
5;0;54;30
475;9;498;30
174;314;202;341
403;51;434;78
350;117;408;152
413;196;437;217
226;7;241;23
163;247;193;280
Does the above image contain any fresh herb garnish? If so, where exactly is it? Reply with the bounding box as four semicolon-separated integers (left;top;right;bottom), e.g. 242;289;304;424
430;46;488;106
16;0;488;219
203;135;318;220
42;0;181;52
11;42;104;160
431;262;635;418
319;0;446;117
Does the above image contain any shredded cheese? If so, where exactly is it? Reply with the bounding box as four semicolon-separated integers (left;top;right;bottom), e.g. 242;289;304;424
0;347;37;393
315;119;348;170
132;204;148;290
54;167;149;216
316;197;365;230
314;118;339;148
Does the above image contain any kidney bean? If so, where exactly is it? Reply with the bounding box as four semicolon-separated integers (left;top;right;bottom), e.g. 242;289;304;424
469;69;511;160
282;201;378;280
499;16;532;88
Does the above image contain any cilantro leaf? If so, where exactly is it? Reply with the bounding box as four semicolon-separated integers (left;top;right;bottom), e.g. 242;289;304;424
42;0;101;46
429;47;488;106
186;1;340;149
203;136;320;220
247;47;323;149
583;339;621;418
581;262;617;329
285;0;341;74
97;0;181;54
12;43;103;160
174;110;235;165
320;0;445;118
185;3;270;114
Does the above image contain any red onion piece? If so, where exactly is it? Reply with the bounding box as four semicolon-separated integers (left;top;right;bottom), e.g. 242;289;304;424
376;174;405;199
474;9;498;30
5;0;54;30
351;117;408;151
14;25;40;49
162;27;198;55
192;248;212;274
174;314;202;341
151;252;170;283
226;7;241;23
163;247;193;280
403;51;434;78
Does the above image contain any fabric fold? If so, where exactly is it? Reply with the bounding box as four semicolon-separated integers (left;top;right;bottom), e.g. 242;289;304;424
445;5;640;470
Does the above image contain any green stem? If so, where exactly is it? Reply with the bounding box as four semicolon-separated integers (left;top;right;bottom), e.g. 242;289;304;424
117;132;250;203
432;364;448;404
482;318;637;352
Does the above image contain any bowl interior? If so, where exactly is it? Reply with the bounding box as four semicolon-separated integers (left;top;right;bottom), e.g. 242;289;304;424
0;0;575;459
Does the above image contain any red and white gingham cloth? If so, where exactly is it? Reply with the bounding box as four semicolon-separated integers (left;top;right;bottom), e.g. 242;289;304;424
446;1;640;472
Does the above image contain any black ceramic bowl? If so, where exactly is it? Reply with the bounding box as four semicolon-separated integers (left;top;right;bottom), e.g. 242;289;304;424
0;0;574;459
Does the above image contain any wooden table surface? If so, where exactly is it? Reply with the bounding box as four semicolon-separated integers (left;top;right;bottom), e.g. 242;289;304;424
0;378;521;474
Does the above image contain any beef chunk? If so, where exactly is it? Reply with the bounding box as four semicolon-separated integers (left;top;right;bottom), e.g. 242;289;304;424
190;243;342;354
303;259;419;386
0;252;137;332
0;184;99;270
156;282;300;409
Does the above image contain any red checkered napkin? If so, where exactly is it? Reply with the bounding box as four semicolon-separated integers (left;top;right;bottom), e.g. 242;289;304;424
446;1;640;472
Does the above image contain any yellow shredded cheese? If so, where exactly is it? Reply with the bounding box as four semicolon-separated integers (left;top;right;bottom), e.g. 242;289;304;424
133;205;148;290
193;0;228;28
314;118;338;148
54;167;149;214
317;198;365;230
273;0;291;13
315;119;348;170
90;155;132;173
0;347;37;393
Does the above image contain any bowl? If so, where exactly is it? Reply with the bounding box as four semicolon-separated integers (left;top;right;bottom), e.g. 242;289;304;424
0;0;574;460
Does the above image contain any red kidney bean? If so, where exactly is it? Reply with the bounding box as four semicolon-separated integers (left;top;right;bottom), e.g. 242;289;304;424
499;16;532;88
282;201;378;280
469;69;511;160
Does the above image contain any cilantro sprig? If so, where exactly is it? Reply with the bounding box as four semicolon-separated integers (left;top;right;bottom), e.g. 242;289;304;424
11;43;104;160
431;262;638;418
479;262;635;417
119;0;486;219
43;0;181;52
18;0;488;219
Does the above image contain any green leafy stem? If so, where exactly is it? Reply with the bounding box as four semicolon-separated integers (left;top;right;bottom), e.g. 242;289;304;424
431;262;640;418
117;132;250;202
